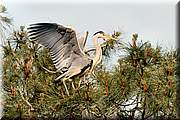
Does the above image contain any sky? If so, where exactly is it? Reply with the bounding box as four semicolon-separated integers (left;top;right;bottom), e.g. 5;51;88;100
1;0;177;50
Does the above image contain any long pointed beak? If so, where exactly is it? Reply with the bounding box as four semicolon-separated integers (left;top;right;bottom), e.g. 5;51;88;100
102;34;114;41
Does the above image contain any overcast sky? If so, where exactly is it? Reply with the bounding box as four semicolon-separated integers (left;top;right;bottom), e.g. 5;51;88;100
1;0;177;50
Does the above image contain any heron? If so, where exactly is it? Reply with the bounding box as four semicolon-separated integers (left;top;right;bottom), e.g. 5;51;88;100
27;23;112;96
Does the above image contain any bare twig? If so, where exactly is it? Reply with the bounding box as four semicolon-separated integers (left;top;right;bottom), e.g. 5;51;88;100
17;86;34;111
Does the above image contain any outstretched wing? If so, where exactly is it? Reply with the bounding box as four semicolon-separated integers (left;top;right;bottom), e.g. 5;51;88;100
27;23;86;73
78;31;88;51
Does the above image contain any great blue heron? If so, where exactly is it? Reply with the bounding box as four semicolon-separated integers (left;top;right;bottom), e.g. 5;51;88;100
27;23;112;96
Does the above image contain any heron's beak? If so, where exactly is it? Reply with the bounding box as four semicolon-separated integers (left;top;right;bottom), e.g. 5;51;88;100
102;34;114;41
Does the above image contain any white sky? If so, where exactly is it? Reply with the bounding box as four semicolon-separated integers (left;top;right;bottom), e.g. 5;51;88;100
2;0;177;50
2;0;179;4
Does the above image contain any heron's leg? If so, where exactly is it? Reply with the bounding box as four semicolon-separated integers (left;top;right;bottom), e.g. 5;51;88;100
71;81;76;90
78;77;82;88
78;75;86;88
62;78;69;96
67;78;76;90
92;71;96;78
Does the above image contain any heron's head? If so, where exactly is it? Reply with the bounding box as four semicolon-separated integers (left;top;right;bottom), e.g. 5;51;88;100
93;31;113;41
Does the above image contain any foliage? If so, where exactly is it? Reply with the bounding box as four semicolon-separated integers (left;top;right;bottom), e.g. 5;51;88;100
175;48;180;118
2;26;177;120
0;4;12;45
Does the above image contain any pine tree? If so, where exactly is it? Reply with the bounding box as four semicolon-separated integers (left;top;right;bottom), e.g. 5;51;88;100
0;4;12;45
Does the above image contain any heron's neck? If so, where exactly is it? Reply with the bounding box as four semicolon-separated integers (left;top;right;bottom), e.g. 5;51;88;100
91;36;102;70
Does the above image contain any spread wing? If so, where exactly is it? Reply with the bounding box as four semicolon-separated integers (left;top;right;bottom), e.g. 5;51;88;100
27;23;87;73
78;31;88;51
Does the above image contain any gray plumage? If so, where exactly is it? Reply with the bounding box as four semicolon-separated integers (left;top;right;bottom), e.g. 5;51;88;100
28;23;92;81
28;23;111;96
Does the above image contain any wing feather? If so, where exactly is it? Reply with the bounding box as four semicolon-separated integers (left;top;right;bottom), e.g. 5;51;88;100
28;23;88;74
78;31;88;51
